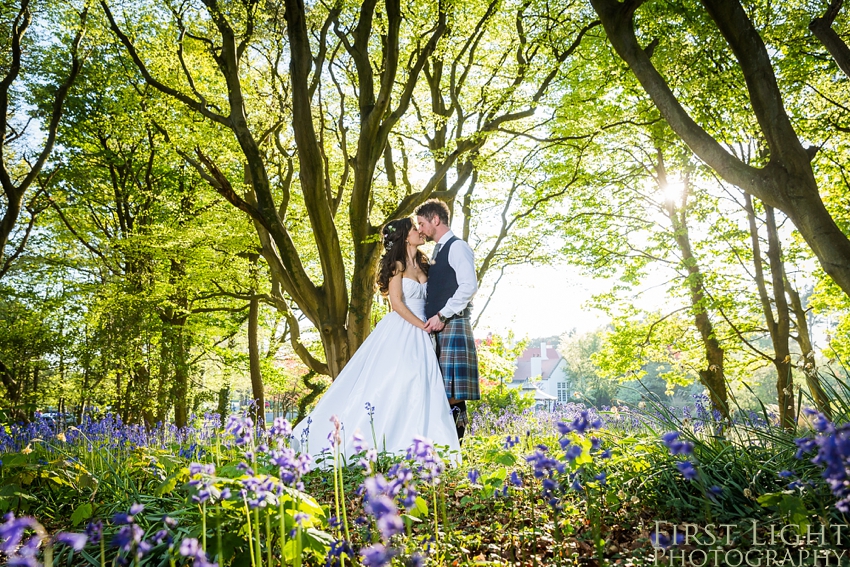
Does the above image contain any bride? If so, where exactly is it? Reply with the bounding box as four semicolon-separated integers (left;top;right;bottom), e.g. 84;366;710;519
291;217;461;463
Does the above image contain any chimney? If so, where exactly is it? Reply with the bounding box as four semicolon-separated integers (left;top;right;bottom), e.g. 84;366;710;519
530;355;542;379
540;342;549;360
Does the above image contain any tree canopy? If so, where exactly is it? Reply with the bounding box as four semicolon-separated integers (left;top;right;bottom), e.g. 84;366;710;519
2;0;850;424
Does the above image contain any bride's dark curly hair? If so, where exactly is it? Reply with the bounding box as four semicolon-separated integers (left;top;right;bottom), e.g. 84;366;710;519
376;217;429;295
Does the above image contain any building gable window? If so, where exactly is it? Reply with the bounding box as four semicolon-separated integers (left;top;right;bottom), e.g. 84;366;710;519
557;381;567;402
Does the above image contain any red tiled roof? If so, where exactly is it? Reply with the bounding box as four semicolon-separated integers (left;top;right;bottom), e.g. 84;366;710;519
512;345;563;382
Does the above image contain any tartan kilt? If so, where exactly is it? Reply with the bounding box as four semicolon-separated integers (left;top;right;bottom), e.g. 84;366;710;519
436;315;480;401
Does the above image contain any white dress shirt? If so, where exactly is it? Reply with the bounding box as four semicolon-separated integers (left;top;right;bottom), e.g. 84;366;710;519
435;230;478;318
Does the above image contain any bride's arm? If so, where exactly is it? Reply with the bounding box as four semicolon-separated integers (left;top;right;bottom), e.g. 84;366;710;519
388;272;427;330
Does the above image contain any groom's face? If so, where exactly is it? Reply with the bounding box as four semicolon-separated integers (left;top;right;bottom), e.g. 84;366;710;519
417;215;437;241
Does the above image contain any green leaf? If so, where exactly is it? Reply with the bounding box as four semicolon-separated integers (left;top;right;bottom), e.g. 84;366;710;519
70;503;93;526
400;513;422;523
303;528;334;552
155;474;179;496
778;495;810;534
756;492;783;507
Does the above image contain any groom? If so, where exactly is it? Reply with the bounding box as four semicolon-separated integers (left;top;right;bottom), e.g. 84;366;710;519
416;199;480;444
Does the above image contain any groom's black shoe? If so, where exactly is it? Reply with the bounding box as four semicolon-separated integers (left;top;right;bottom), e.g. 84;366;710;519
450;401;468;446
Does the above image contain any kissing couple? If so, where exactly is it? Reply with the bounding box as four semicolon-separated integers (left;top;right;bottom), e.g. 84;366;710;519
292;199;480;463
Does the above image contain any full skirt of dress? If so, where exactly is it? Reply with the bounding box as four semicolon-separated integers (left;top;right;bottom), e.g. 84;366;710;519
291;311;461;465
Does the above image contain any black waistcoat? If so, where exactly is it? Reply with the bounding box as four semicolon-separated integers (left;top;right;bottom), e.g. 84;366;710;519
425;236;459;319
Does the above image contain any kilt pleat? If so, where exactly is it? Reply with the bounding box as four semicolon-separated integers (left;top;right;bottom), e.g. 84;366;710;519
436;316;480;400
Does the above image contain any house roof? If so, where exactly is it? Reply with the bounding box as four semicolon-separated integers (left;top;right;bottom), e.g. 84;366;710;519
512;345;564;382
520;380;558;400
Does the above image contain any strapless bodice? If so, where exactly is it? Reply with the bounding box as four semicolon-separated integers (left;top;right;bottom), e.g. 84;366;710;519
402;278;427;321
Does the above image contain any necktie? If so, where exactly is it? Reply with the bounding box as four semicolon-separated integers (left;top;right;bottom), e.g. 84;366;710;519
431;243;442;262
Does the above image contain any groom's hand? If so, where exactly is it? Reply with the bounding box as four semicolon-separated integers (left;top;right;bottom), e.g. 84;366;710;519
424;314;445;333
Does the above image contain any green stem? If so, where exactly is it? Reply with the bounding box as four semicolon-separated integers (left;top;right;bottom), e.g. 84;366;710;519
266;510;272;567
279;498;286;567
244;497;257;567
217;507;223;565
432;485;439;542
100;532;106;567
254;508;262;567
201;502;207;552
294;497;303;567
333;447;341;534
338;457;350;543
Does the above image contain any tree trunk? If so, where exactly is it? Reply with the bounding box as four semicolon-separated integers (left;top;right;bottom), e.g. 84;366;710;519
297;371;327;423
745;194;795;429
171;327;189;429
217;384;230;426
810;0;850;78
763;205;795;429
658;160;728;417
248;295;265;429
0;1;85;276
785;272;832;418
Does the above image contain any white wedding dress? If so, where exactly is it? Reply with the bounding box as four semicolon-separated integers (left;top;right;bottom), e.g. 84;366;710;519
291;278;461;464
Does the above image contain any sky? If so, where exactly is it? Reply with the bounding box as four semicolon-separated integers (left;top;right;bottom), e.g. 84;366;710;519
472;264;611;341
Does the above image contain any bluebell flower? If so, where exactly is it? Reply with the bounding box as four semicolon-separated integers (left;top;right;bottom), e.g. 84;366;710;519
55;531;88;551
509;471;523;487
112;524;143;552
352;430;369;453
7;557;39;567
360;544;397;567
179;538;200;557
676;461;698;480
153;530;171;545
467;469;480;484
661;432;694;456
594;472;607;486
651;531;684;549
565;445;582;461
85;521;103;544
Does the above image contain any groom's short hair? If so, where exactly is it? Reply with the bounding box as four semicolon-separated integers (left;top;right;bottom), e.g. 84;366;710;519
415;199;450;225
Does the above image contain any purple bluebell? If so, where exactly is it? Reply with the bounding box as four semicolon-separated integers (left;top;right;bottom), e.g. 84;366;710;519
676;461;698;480
179;538;200;557
360;544;397;567
270;417;292;439
661;432;694;456
112;524;144;552
55;532;88;551
565;445;582;461
651;531;684;549
85;521;103;544
468;469;480;484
